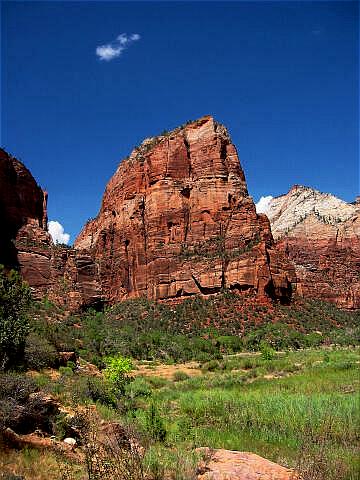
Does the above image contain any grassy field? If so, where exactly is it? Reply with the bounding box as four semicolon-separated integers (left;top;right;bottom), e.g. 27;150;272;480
1;288;360;480
129;348;360;479
2;347;357;479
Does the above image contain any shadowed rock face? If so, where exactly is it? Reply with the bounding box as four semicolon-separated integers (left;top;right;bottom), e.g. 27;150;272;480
265;185;360;309
75;116;295;303
0;149;102;311
0;148;48;268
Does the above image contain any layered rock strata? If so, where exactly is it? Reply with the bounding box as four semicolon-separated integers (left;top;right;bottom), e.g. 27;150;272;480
265;185;360;309
0;148;102;310
75;116;295;303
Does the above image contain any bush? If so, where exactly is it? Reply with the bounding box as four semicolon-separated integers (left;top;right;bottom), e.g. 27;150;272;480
173;371;190;382
76;376;116;407
24;333;57;370
0;266;31;370
0;372;37;403
215;335;242;354
201;359;219;372
103;355;133;396
145;403;166;443
59;366;73;377
260;342;276;360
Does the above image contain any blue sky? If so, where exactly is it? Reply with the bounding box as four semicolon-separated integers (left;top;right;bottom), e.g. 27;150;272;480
2;1;358;243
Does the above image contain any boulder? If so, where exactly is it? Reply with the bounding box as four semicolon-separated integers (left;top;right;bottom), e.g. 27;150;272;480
197;449;296;480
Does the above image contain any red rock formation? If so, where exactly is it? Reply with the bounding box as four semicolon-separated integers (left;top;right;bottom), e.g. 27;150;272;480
197;449;296;480
75;116;295;304
0;148;102;310
264;185;360;309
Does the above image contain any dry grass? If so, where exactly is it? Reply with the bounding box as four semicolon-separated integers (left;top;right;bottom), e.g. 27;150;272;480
133;361;202;380
0;448;83;480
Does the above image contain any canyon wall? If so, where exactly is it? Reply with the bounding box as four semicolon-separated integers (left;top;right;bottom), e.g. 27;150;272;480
265;185;360;309
75;116;295;303
0;149;102;310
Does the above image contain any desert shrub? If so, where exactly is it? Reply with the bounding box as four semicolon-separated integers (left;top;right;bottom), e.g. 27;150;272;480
201;359;219;372
0;372;37;403
146;376;169;389
24;332;57;370
68;409;145;480
124;377;152;398
1;475;25;480
215;335;242;354
0;266;32;370
75;376;116;407
59;366;73;377
173;371;190;382
260;342;276;360
145;403;166;443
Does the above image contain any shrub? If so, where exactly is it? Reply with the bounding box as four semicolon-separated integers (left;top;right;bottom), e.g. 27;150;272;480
24;333;57;370
260;342;276;360
201;359;219;372
173;371;190;382
0;266;31;370
145;403;166;443
59;366;73;377
215;335;242;353
75;376;116;407
103;355;133;396
0;372;37;403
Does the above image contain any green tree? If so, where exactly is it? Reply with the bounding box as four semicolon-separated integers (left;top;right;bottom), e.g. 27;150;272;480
103;355;133;396
0;265;31;370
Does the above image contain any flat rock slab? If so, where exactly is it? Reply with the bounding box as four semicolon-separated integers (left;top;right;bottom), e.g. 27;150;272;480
198;449;295;480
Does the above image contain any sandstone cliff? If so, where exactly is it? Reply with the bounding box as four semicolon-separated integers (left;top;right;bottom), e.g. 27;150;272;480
0;149;102;310
264;185;360;309
75;116;295;303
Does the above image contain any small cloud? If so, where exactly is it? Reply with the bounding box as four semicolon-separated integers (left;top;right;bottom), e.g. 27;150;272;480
255;195;273;214
48;220;70;245
311;28;322;35
96;33;141;61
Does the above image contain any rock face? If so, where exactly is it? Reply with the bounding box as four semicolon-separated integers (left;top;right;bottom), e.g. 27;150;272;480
0;148;48;269
197;449;295;480
75;116;295;303
0;148;102;310
264;185;360;309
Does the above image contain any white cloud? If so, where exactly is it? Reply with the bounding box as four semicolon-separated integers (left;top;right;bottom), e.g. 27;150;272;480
255;195;273;214
96;33;141;61
48;221;70;245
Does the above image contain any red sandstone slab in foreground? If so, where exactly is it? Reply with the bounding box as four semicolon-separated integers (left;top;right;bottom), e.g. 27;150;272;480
198;449;296;480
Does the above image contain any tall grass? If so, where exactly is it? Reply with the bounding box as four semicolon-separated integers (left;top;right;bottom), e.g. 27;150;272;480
134;349;360;479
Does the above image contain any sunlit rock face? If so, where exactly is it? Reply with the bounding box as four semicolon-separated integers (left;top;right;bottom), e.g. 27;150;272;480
0;148;102;311
75;116;295;304
265;185;360;309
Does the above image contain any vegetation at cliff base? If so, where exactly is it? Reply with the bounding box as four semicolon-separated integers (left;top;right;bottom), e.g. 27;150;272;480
0;290;359;479
26;292;360;368
0;266;31;371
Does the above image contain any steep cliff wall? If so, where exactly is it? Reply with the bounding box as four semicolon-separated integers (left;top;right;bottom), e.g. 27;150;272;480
0;149;102;310
265;185;360;309
75;116;295;303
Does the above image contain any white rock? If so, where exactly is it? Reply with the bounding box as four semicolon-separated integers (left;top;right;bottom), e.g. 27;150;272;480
265;185;357;240
63;437;77;446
